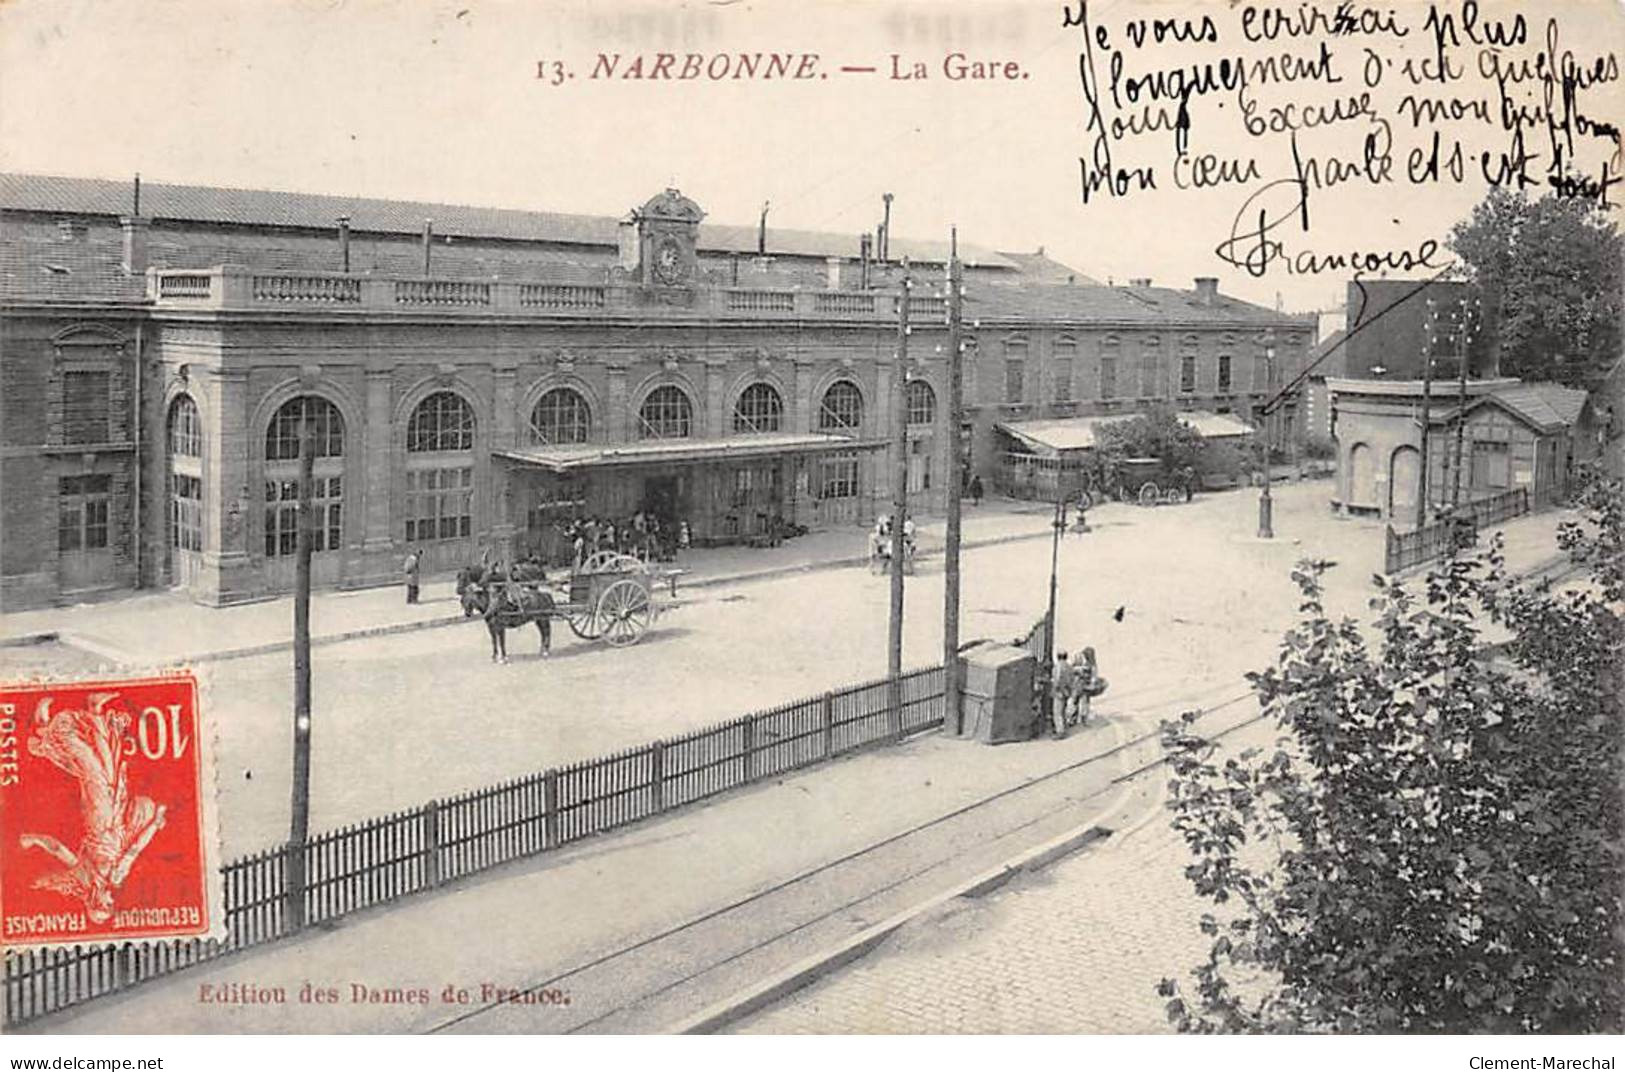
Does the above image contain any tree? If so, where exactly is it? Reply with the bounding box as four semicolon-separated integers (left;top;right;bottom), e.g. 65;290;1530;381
1156;471;1624;1032
1449;189;1623;389
1096;406;1205;474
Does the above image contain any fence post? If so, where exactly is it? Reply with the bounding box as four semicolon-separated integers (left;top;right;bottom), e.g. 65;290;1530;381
741;716;756;783
650;741;665;813
422;800;441;889
821;691;835;758
543;769;560;850
116;943;133;989
282;842;304;935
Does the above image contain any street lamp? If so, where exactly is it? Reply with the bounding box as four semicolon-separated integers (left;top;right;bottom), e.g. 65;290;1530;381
1258;333;1276;539
1041;491;1068;734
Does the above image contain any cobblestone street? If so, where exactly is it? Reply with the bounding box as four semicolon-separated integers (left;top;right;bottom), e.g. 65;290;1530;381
734;713;1278;1034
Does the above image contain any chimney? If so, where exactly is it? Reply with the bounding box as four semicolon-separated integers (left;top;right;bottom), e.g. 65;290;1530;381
1129;277;1152;288
422;219;434;275
337;215;352;274
758;201;770;255
880;193;894;262
826;256;843;290
120;215;149;276
1193;277;1219;305
859;233;873;289
617;216;639;272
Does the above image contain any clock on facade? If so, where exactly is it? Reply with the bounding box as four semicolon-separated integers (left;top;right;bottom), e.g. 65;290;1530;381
652;234;688;285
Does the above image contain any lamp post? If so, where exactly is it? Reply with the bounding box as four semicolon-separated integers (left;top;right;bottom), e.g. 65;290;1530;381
1257;333;1276;539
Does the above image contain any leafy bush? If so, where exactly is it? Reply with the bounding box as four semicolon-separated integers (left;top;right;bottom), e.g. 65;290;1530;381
1158;473;1624;1032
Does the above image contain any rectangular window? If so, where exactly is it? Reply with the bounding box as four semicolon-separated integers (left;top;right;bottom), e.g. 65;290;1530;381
405;466;472;543
1180;353;1197;394
170;473;203;551
264;475;342;556
1100;356;1118;400
1004;360;1025;404
63;371;111;445
1218;355;1232;393
58;474;112;551
819;452;859;498
1139;345;1160;398
1472;441;1511;489
1053;359;1073;403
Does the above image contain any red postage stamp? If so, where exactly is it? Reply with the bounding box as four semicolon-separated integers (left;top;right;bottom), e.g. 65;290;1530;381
0;674;220;948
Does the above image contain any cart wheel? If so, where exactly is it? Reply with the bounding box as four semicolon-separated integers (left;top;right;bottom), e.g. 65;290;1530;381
1163;485;1183;505
1138;482;1160;507
598;578;653;647
567;604;604;640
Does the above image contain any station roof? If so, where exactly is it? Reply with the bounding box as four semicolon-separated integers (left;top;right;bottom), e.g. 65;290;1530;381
0;173;1014;267
495;432;883;472
997;411;1255;455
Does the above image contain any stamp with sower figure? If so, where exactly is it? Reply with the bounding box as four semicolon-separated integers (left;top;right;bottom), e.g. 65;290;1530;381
0;674;221;948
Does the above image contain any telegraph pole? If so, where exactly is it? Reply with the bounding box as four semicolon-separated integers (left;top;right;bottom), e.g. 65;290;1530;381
288;414;315;931
1257;331;1276;539
888;264;911;737
943;230;965;736
1418;297;1436;528
1450;303;1471;510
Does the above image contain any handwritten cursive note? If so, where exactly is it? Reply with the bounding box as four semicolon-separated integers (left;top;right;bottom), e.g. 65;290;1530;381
1063;0;1621;279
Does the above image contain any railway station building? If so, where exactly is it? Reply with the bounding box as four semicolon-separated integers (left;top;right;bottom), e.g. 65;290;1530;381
1;174;1314;608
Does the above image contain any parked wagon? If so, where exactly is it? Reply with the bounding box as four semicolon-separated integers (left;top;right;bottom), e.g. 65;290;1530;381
1076;457;1191;508
555;551;683;647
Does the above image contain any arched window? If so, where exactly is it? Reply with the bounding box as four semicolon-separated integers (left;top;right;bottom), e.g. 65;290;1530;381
818;380;863;432
733;383;784;434
168;395;201;457
266;396;343;460
263;396;344;557
405;392;475;543
907;379;936;425
407;391;474;453
530;388;592;445
1053;338;1076;403
638;385;693;439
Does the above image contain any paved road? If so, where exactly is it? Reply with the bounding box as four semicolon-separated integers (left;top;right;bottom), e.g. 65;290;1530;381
731;709;1281;1034
0;482;1529;858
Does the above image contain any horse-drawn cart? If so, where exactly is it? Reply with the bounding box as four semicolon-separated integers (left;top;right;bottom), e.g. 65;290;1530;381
461;551;683;660
556;550;682;647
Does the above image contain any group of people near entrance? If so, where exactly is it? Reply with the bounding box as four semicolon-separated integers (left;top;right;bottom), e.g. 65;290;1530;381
870;513;917;559
1048;646;1106;738
562;512;689;566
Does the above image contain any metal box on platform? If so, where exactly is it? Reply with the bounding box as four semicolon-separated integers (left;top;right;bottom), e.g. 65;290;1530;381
959;643;1035;744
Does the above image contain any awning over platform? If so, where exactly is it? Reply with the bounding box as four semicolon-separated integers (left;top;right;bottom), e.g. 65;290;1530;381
495;432;884;473
997;411;1255;456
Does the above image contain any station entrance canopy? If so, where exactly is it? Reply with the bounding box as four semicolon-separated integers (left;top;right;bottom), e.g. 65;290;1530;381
997;410;1255;458
495;432;885;473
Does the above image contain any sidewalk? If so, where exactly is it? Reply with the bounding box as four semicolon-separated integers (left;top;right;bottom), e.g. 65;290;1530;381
0;500;1052;667
20;679;1184;1035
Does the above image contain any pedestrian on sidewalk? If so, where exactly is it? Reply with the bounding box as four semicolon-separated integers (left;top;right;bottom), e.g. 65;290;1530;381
1072;647;1106;725
968;474;984;506
1051;651;1077;738
403;547;421;605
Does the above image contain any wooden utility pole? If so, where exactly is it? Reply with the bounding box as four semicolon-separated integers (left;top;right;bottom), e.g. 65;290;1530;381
943;230;965;735
288;414;315;931
1418;297;1436;528
888;266;911;737
1257;332;1276;539
1450;306;1471;510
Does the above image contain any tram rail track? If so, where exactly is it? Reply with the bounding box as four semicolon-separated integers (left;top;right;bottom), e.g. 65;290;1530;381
427;680;1264;1035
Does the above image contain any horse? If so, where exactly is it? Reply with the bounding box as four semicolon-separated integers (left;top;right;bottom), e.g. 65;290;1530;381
457;560;549;618
466;582;555;663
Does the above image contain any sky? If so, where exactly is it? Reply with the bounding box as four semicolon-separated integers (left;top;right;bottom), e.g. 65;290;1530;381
2;0;1621;317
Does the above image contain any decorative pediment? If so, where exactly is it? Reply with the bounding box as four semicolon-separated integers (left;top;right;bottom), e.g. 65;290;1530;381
636;188;705;224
